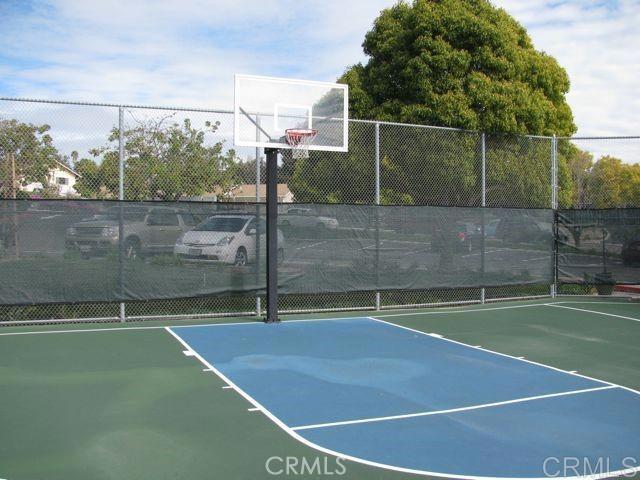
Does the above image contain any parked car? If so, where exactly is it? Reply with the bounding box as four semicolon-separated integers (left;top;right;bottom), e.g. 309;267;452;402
279;208;338;230
174;214;284;266
66;206;199;258
622;238;640;266
495;217;552;243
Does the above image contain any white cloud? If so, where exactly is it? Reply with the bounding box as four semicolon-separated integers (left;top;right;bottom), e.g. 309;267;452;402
494;0;640;147
1;0;638;163
0;0;393;107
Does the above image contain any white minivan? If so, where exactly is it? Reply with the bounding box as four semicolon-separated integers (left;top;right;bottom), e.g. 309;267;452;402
174;214;284;266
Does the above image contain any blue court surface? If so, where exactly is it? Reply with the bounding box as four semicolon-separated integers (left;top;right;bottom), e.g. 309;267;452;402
168;317;640;479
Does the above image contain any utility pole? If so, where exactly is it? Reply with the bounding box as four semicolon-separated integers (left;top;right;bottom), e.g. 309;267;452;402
10;152;16;199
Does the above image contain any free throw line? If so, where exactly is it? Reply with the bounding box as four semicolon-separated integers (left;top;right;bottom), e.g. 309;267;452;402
291;385;617;431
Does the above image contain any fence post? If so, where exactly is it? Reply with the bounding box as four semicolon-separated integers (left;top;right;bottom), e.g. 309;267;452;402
375;122;381;311
480;132;486;304
9;152;20;259
118;107;126;322
551;135;558;210
255;117;262;316
551;135;558;298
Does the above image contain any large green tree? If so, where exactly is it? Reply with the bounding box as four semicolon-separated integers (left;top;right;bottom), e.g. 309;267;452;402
73;157;104;198
343;0;575;135
291;0;576;206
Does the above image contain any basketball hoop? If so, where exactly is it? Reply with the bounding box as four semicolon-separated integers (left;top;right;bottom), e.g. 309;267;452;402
285;128;317;159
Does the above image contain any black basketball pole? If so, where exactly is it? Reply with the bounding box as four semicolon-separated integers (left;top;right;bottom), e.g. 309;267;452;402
265;147;280;323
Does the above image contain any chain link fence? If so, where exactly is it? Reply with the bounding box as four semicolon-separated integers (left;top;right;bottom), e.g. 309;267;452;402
1;97;638;324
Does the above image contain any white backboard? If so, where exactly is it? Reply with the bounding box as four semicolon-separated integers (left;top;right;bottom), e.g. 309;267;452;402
234;75;348;152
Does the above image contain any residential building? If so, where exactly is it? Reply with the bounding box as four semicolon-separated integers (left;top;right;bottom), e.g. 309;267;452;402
188;184;294;203
22;161;81;197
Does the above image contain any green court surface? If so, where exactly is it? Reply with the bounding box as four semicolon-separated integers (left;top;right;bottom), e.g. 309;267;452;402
1;297;639;480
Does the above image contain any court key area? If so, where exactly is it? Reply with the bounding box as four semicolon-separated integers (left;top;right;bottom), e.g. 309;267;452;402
168;312;640;479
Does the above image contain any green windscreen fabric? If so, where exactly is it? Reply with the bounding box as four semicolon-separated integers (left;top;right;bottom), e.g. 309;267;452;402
0;200;266;305
557;209;640;285
278;204;553;294
0;200;554;305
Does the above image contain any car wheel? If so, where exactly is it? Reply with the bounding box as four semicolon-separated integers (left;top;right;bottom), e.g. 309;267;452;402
234;247;247;266
124;238;140;260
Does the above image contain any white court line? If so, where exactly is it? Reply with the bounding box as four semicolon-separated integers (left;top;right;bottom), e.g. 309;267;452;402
556;301;638;305
553;297;640;305
0;324;177;336
291;385;617;431
547;304;640;323
374;302;548;318
2;299;634;338
0;316;362;336
367;316;623;390
0;302;555;337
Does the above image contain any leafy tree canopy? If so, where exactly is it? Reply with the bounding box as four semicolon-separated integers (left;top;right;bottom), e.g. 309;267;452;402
291;0;578;206
340;0;576;137
79;115;239;201
0;119;59;197
585;156;640;208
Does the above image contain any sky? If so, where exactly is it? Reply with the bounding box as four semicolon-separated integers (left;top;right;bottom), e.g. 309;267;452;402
0;0;638;158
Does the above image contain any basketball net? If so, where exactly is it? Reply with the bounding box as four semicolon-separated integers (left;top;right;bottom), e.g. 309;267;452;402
285;128;318;159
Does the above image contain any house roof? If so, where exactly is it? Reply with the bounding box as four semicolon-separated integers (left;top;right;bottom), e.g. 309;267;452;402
54;160;81;178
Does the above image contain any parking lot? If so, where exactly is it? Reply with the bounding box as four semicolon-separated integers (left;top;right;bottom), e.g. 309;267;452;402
3;201;636;306
0;202;558;304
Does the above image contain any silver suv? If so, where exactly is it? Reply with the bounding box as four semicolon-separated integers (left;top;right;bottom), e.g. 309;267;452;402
65;206;199;258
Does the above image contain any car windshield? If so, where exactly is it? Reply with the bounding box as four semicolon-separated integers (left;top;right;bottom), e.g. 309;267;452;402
195;217;247;232
94;207;147;222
